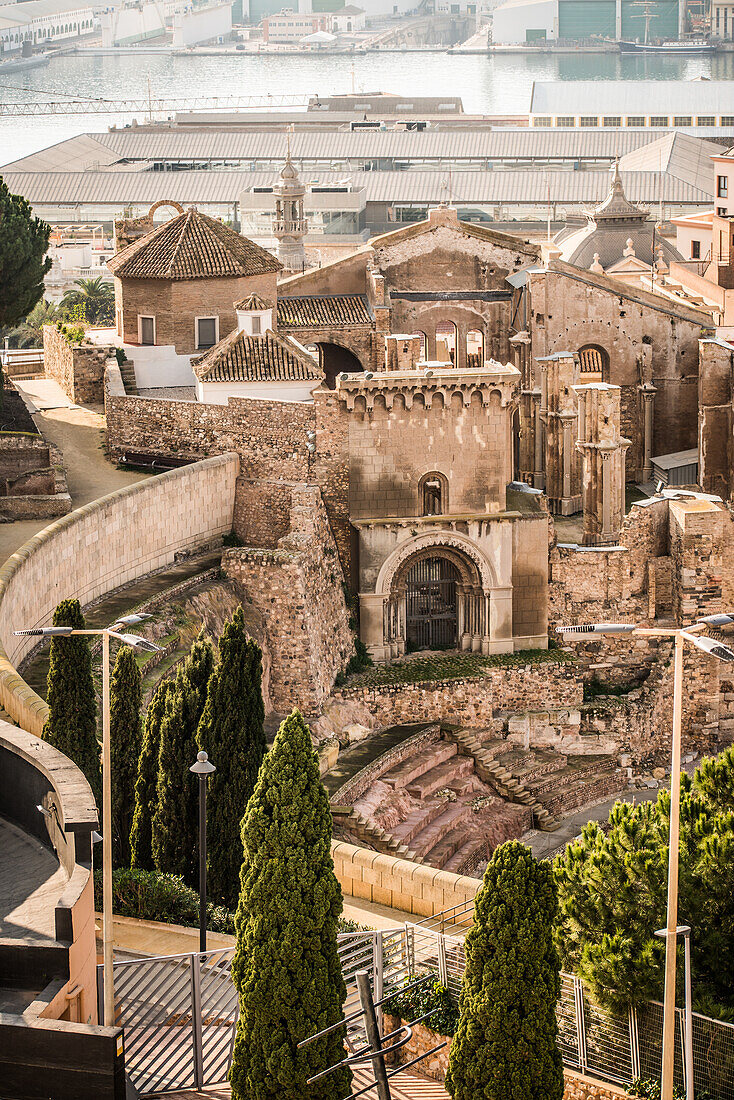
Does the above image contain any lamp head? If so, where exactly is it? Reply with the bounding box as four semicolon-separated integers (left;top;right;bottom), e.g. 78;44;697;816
112;613;152;627
696;612;734;628
190;749;216;776
14;626;73;637
114;633;163;653
557;623;637;638
688;634;734;662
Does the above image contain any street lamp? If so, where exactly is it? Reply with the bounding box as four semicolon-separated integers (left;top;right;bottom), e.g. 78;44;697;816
557;616;734;1100
655;924;693;1100
14;613;162;1027
190;750;216;953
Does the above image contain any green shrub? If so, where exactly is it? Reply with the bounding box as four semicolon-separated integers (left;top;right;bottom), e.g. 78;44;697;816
628;1078;686;1100
55;319;85;345
93;866;237;933
222;531;243;547
115;347;127;366
385;975;459;1037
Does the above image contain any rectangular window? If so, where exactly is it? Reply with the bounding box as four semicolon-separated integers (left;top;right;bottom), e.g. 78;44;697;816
674;116;692;126
697;116;715;126
691;239;701;259
251;315;262;335
718;207;728;216
196;316;218;348
556;116;575;127
722;117;734;126
579;116;598;127
626;116;646;127
533;116;551;127
602;116;621;127
139;315;155;345
650;116;669;127
718;175;729;197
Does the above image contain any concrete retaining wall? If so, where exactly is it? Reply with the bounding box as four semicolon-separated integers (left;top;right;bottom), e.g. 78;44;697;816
0;453;239;734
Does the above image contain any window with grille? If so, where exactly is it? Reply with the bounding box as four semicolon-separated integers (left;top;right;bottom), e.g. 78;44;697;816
674;116;692;127
626;116;645;127
603;117;621;127
650;116;669;126
580;116;598;127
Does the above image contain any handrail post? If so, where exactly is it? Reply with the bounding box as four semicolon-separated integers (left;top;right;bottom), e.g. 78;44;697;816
191;953;204;1089
356;969;392;1100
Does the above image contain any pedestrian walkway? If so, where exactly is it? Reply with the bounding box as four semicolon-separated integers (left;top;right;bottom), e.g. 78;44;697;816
524;785;661;860
0;815;66;943
156;1067;449;1100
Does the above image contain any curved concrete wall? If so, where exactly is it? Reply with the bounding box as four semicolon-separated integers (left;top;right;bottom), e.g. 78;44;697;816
0;453;239;734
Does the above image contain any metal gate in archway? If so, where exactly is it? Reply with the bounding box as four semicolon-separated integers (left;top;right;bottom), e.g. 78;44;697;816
405;557;459;650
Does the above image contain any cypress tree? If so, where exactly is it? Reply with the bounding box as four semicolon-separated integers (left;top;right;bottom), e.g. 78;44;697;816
43;598;100;804
197;607;265;908
230;710;350;1100
130;678;175;871
151;631;215;885
109;645;143;868
446;841;564;1100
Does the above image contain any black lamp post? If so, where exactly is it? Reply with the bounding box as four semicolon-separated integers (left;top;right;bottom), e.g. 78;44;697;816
190;750;216;953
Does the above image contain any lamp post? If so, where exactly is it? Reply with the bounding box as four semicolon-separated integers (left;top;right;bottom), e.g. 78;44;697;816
14;614;162;1027
190;749;215;953
655;924;693;1100
558;614;734;1100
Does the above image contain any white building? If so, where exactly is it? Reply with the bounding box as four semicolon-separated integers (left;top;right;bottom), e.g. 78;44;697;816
331;4;364;32
491;0;556;43
0;0;96;52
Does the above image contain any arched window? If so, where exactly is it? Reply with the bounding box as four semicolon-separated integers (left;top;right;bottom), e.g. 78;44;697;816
411;330;427;360
419;471;448;516
435;321;456;365
466;329;484;369
577;344;610;383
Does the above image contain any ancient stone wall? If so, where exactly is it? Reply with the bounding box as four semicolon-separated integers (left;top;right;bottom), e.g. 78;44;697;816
43;324;112;404
530;264;711;478
222;484;353;715
698;338;733;499
0;453;238;734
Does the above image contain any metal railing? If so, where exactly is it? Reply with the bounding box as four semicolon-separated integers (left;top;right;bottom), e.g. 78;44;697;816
101;921;734;1098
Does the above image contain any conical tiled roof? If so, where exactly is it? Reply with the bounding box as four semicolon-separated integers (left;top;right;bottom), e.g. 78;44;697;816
192;328;322;383
234;292;273;311
108;207;282;280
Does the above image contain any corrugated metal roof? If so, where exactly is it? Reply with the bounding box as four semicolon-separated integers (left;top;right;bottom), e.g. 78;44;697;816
2;168;713;207
530;80;734;117
619;132;722;190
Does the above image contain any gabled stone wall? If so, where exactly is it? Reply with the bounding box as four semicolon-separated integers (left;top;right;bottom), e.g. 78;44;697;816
43;325;112;405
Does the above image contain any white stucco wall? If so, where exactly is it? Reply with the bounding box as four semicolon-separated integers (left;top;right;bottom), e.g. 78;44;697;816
491;0;556;42
130;346;197;389
196;378;318;404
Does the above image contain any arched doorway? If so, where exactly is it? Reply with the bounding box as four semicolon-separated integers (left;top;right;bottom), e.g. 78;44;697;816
577;344;609;382
406;557;460;650
317;343;364;389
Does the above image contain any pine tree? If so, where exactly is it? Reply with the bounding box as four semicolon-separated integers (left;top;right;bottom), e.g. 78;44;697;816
151;631;215;885
230;710;350;1100
197;607;265;908
130;678;175;871
109;645;142;868
446;841;564;1100
43;598;100;804
0;176;51;329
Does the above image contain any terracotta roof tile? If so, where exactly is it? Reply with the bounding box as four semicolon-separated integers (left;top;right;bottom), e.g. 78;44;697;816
234;292;273;310
108;207;282;280
192;328;322;383
277;294;372;328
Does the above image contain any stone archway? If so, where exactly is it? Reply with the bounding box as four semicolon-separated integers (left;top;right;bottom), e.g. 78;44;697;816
317;343;364;389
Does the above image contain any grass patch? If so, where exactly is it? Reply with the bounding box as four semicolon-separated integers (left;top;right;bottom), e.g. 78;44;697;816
341;647;573;689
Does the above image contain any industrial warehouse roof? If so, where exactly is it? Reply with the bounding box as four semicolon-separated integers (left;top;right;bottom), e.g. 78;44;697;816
277;294;373;328
2;127;722;175
618;132;722;191
4;168;714;209
530;81;734;118
192;328;321;382
107;207;282;280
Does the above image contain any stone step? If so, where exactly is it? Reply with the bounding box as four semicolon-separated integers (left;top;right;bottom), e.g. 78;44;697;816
347;810;424;863
443;837;490;876
410;803;471;861
391;799;450;846
381;742;457;790
423;820;474;868
118;361;138;395
406;755;474;800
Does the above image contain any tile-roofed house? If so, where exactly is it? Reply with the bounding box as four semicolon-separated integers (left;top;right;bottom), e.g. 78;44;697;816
277;294;373;329
108;207;281;280
192;327;322;404
108;205;282;356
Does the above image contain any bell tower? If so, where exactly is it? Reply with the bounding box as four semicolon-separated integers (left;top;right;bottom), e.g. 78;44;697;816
273;137;307;273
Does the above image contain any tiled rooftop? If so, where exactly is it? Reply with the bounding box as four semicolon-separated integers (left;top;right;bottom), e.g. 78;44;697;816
234;292;273;311
192;328;322;383
107;207;282;281
277;294;373;328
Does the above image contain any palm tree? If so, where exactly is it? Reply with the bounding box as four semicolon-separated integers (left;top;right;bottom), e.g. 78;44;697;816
3;298;59;349
61;276;115;325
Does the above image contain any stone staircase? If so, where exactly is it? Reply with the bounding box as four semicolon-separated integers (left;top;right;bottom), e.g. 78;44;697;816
332;806;424;863
119;360;138;395
445;728;559;831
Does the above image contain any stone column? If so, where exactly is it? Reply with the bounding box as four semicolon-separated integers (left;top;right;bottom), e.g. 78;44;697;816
638;381;657;482
533;394;545;489
359;592;389;661
537;352;581;514
574;382;631;546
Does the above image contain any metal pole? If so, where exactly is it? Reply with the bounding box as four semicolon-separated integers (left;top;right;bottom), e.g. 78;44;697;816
199;773;207;954
102;629;115;1027
661;631;684;1100
684;930;693;1100
355;969;391;1100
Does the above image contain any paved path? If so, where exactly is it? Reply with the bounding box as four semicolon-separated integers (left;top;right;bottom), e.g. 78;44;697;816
0;380;149;568
524;786;662;860
156;1068;448;1100
0;815;66;942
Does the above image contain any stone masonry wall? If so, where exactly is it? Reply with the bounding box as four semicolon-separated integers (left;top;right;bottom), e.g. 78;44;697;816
0;453;238;734
222;484;353;715
43;325;113;404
